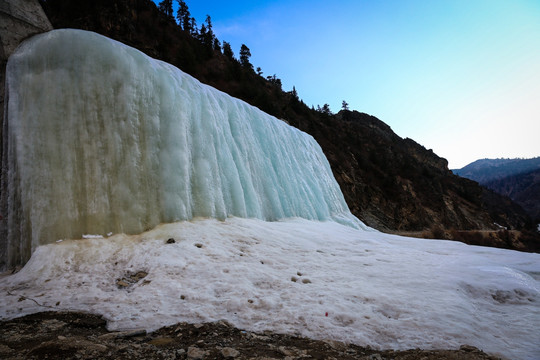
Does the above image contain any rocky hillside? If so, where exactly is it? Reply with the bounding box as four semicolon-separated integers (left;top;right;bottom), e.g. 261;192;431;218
309;110;531;232
38;0;536;244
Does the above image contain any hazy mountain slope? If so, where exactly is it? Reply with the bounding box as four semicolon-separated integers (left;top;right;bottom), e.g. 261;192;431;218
38;0;534;238
454;158;540;222
483;169;540;222
454;157;540;183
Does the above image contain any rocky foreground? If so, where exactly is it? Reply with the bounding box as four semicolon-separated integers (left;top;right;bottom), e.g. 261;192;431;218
0;312;503;360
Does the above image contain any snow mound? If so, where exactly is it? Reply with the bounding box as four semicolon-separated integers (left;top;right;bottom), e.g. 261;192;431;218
1;218;538;359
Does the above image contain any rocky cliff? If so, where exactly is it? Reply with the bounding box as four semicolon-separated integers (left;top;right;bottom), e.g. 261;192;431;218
311;110;531;232
0;0;52;270
0;0;52;142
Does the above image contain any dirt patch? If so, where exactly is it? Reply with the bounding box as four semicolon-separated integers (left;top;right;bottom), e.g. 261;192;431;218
0;311;503;359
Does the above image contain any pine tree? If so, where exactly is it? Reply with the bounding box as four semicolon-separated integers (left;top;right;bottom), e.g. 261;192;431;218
213;38;221;52
341;100;349;111
158;0;173;20
322;103;332;115
202;15;215;47
199;24;207;42
222;41;234;59
239;44;252;69
317;104;332;116
189;17;198;36
291;86;298;100
266;75;282;89
176;0;191;31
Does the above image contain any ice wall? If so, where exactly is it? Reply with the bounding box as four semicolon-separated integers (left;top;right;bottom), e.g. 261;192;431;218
1;29;365;268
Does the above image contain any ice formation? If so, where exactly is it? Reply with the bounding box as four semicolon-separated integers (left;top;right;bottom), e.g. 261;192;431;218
1;29;365;268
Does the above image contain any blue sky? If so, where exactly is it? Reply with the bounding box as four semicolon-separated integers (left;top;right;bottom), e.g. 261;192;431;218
155;0;540;169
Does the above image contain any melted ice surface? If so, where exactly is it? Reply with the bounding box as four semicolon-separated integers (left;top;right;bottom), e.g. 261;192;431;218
3;30;364;266
1;218;539;359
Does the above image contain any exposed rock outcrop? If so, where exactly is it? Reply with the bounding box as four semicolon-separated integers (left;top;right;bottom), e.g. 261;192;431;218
0;0;52;270
0;0;52;137
317;110;531;232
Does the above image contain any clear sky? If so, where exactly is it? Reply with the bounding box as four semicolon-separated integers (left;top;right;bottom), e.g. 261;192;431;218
155;0;540;169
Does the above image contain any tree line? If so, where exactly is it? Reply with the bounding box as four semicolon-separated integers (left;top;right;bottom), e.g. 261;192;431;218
157;1;254;73
157;0;350;116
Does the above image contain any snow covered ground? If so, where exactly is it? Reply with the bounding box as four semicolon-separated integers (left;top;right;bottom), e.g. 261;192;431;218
1;217;538;359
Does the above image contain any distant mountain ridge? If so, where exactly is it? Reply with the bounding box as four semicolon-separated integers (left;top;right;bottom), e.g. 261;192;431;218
455;158;540;222
453;157;540;183
485;169;540;222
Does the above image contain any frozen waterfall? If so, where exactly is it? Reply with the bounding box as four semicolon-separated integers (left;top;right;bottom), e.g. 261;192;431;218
1;29;366;269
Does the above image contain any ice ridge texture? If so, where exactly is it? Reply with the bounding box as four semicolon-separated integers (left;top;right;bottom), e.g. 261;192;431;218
1;29;365;268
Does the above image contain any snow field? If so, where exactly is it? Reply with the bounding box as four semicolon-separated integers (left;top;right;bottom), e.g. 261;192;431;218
1;217;538;359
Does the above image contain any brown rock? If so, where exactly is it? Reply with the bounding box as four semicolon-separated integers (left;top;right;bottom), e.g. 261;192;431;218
221;347;240;358
116;280;129;288
148;337;174;346
187;346;207;359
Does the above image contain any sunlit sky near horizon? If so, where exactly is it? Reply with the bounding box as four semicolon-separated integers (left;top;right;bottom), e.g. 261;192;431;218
154;0;540;169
